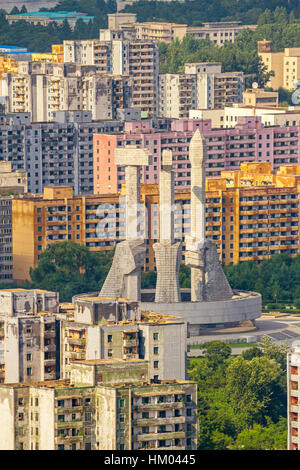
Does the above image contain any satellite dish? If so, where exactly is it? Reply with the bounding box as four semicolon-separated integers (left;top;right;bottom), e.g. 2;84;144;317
252;82;258;89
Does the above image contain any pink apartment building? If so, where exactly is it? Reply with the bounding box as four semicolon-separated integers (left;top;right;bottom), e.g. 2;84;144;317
93;116;300;194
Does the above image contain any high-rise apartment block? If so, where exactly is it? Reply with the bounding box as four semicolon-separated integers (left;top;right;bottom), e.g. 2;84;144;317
0;111;172;196
0;161;27;281
93;116;300;194
61;294;187;382
258;40;300;90
288;347;300;450
0;289;59;384
64;36;159;118
2;62;133;122
0;357;197;450
158;63;243;118
11;161;300;279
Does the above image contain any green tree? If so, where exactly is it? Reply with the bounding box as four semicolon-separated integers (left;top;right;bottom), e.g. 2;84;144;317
225;355;283;426
232;417;287;450
29;241;114;301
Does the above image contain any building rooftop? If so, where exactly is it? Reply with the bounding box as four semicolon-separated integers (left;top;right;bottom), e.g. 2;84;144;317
8;11;91;18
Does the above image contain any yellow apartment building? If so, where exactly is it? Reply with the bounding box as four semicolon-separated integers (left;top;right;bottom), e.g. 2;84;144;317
258;40;300;90
12;164;300;281
243;88;278;107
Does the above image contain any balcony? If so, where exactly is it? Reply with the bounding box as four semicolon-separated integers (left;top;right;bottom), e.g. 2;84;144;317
133;402;185;412
136;431;185;442
133;416;185;427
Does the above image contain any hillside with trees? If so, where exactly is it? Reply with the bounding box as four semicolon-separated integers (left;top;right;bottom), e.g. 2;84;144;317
188;338;289;449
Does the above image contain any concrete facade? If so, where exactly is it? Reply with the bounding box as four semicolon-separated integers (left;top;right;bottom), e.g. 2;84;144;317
0;289;59;384
61;294;187;382
0;358;197;450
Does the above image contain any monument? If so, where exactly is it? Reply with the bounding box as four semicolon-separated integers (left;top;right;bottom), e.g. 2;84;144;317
185;129;233;302
99;145;150;301
153;149;182;303
99;131;261;334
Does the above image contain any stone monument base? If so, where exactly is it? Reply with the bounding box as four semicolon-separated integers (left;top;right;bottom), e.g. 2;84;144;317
140;289;261;336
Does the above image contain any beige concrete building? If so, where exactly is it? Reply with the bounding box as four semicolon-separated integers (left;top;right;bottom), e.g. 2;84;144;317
159;73;197;118
63;37;159;117
0;358;198;450
105;14;256;45
158;63;243;118
243;88;278;107
258;40;300;90
182;21;257;46
61;295;187;382
182;62;243;111
0;289;59;385
1;61;133;121
283;48;300;90
189;104;300;128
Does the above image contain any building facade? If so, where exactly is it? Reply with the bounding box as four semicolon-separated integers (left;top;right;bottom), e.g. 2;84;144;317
2;62;133;122
11;162;300;279
0;357;197;450
0;289;60;384
93;116;300;194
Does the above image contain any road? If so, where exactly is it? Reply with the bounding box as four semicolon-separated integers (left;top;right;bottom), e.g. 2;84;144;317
187;314;300;356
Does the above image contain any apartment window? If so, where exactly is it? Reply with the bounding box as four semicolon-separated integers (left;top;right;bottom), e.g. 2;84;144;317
153;332;159;341
27;368;32;376
26;353;32;361
107;335;112;343
153;347;159;355
154;361;159;369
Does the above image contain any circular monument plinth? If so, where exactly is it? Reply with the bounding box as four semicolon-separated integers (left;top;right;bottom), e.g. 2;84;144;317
140;289;262;336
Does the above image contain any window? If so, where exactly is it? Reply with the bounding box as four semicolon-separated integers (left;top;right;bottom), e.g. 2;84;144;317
153;347;159;355
107;334;112;343
154;361;159;369
27;368;32;376
153;332;159;341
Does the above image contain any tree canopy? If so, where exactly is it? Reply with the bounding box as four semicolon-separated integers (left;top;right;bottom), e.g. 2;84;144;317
188;338;289;449
29;241;114;301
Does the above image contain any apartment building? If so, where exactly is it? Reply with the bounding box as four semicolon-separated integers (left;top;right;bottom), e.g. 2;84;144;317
0;358;197;450
93;116;300;194
2;61;134;122
159;73;197;119
0;161;27;281
104;14;256;45
0;111;167;195
11;160;300;278
189;105;300;129
64;37;159;117
182;21;257;46
288;346;300;450
258;40;300;90
61;294;187;382
31;45;64;64
6;11;94;29
158;63;243;118
0;289;59;384
184;63;243;110
243;88;278;107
